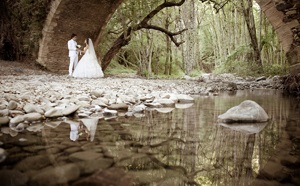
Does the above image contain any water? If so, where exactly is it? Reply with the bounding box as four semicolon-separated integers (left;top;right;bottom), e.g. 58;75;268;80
0;89;297;186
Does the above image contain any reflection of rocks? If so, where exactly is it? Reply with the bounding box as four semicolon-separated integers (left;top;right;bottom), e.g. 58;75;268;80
116;154;160;170
128;169;187;185
175;103;193;109
31;164;80;185
15;155;51;171
76;158;114;174
218;100;269;123
0;148;7;163
0;170;28;186
26;124;44;132
219;122;268;134
155;107;174;113
176;94;194;103
73;167;134;186
69;151;103;162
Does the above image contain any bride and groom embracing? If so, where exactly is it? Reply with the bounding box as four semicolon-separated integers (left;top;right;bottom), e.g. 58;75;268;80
68;33;104;78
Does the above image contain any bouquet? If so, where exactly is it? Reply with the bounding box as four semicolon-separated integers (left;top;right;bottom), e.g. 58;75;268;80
76;45;82;49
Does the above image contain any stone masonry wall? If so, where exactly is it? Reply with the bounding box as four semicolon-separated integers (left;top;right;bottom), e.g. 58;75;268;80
37;0;123;72
256;0;300;74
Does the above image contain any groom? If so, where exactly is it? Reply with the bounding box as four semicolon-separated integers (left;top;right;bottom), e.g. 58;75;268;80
67;33;80;76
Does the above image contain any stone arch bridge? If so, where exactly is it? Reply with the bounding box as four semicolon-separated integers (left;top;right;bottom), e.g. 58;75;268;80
37;0;300;74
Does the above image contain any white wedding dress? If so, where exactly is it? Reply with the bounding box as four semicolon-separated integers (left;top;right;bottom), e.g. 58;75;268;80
72;38;104;78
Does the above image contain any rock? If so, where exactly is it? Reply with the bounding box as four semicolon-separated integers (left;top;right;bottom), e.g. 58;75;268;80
0;148;7;163
62;105;80;116
140;95;155;102
15;155;52;172
91;90;104;98
176;94;194;103
45;108;63;118
69;151;103;162
0;170;28;186
103;108;118;116
10;115;25;125
78;96;90;102
8;100;18;110
92;99;108;107
23;103;44;114
23;113;43;122
0;104;6;110
218;100;269;123
256;76;267;82
108;103;128;110
132;104;146;113
72;167;134;186
144;102;161;108
31;164;80;185
0;116;10;125
0;109;9;117
15;123;28;132
98;98;109;105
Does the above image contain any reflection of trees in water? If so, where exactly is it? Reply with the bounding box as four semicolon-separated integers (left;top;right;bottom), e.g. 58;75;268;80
117;91;290;185
39;90;291;185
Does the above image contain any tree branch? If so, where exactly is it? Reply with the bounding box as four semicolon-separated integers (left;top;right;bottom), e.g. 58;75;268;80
139;0;186;27
102;0;187;71
199;0;231;13
141;24;187;46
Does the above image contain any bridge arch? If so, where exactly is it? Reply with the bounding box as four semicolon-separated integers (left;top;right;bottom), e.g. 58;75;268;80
37;0;300;74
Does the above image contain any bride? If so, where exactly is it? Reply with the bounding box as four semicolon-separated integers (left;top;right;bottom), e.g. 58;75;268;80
72;38;104;78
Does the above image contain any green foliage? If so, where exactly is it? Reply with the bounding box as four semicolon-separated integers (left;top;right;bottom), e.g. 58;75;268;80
2;0;51;59
189;69;202;77
105;59;136;75
100;0;288;78
263;64;288;76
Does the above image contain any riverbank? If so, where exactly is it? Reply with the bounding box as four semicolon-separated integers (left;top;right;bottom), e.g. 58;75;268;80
0;60;299;185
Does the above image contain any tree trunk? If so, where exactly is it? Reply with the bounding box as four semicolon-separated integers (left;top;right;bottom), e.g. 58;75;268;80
101;27;132;71
241;0;262;68
165;13;171;75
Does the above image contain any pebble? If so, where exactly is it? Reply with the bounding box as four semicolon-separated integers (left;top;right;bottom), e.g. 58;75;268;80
8;100;18;110
0;116;10;125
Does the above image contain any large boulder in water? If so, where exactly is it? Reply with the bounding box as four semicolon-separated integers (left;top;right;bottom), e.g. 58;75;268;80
218;100;268;123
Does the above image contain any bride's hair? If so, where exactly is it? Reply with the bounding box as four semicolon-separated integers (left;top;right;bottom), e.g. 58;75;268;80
85;38;89;45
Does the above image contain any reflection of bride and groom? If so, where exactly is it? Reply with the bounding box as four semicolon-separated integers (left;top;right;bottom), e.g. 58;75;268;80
70;118;98;142
68;33;104;78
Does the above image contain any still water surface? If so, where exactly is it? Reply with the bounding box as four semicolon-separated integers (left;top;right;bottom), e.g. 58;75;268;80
0;89;295;185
